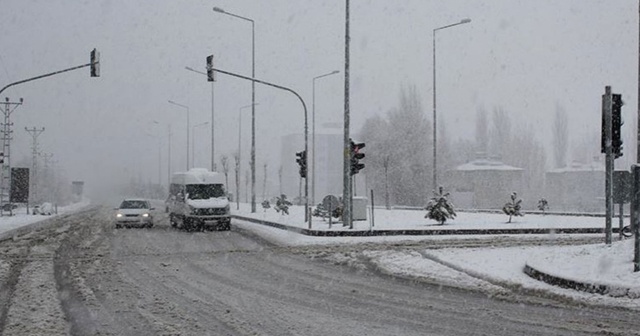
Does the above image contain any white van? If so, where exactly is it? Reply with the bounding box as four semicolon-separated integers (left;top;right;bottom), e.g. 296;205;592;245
167;168;231;231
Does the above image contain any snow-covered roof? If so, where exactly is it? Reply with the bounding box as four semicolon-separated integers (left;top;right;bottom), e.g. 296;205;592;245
547;161;605;173
455;159;522;171
172;169;224;184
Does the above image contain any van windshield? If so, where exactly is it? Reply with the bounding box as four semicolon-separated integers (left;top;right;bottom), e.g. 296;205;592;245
186;184;225;200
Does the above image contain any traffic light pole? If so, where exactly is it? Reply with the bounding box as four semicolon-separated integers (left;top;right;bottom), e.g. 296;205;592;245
604;86;614;245
209;66;310;226
343;0;352;229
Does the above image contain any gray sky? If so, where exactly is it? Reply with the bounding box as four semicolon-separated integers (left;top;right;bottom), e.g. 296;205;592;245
0;0;637;197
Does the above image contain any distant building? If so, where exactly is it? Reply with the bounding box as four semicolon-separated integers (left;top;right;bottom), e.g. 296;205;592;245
545;162;604;213
281;124;343;203
444;158;523;209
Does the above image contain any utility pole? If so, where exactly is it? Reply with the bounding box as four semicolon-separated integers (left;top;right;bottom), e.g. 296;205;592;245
343;0;352;228
25;126;45;204
1;98;23;216
40;152;54;203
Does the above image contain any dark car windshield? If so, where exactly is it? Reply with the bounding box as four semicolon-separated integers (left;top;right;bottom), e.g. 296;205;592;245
186;184;225;200
119;200;149;209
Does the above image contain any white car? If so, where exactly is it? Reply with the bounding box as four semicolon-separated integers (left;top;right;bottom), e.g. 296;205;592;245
114;199;154;229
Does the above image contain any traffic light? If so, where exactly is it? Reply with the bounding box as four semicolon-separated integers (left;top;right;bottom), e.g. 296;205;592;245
206;55;215;82
90;48;100;77
350;139;365;175
0;152;4;164
296;150;307;178
612;93;623;158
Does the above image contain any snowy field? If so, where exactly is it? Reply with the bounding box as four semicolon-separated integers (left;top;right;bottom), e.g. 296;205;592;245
233;202;640;309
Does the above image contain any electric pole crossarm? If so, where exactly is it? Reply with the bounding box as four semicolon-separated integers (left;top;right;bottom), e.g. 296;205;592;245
0;63;91;96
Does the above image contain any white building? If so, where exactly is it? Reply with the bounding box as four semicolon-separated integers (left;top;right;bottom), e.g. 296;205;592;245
281;124;343;204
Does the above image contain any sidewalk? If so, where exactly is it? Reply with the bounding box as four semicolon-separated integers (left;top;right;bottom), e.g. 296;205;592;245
0;200;91;241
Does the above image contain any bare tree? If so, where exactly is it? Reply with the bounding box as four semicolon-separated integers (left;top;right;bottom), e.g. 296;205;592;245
553;104;568;168
381;154;391;209
234;153;240;210
245;170;250;203
262;163;268;200
220;155;229;191
358;84;430;207
278;165;283;196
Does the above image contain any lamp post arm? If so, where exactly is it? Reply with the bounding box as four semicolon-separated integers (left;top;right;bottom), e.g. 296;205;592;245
434;19;470;33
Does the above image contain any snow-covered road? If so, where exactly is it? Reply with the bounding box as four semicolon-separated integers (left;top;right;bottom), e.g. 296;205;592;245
1;206;639;335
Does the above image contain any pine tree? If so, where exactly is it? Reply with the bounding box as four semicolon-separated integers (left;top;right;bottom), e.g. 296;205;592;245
503;192;524;223
425;186;456;225
274;194;292;215
537;198;548;214
261;199;271;212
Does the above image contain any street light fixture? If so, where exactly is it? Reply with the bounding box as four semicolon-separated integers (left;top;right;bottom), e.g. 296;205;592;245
192;121;209;168
185;66;216;172
213;6;257;213
168;100;190;171
312;70;340;205
432;18;471;192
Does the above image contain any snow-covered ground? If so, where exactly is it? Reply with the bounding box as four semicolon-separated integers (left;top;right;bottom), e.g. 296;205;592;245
0;200;91;237
233;202;640;309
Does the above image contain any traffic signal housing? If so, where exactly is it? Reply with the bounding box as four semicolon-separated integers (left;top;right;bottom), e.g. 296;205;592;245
350;139;365;175
296;150;307;178
206;55;215;82
90;48;100;77
612;93;623;159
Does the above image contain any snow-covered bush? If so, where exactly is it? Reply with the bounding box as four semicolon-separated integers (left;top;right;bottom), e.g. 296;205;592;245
425;186;456;225
503;192;524;223
274;194;292;215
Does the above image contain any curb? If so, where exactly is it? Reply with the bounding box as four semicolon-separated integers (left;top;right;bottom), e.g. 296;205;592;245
523;263;640;299
232;215;610;237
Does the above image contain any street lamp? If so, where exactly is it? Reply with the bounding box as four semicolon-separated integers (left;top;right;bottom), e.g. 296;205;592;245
432;18;471;192
312;70;339;205
168;100;190;171
213;6;257;213
237;104;258;192
192;121;209;168
185;66;216;172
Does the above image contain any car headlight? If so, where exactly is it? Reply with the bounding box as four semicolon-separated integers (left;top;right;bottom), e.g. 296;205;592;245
225;205;230;213
142;213;150;217
116;213;123;218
